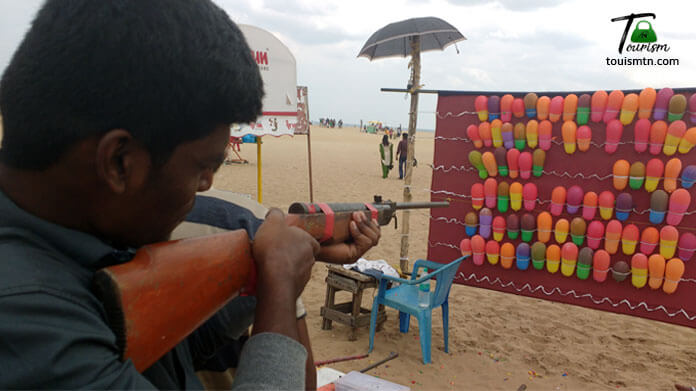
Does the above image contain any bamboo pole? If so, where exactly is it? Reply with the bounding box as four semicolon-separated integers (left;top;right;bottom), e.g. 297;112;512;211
399;35;420;274
305;90;315;203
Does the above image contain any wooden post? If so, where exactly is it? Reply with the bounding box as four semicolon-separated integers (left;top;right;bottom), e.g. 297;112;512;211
305;92;315;203
399;35;420;274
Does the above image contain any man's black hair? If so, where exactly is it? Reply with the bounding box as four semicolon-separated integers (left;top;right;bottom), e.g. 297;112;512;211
0;0;264;170
402;133;408;139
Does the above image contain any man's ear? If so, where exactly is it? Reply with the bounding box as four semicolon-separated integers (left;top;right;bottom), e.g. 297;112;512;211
95;129;151;194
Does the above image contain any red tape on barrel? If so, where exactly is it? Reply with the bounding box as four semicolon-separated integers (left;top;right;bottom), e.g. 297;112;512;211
317;203;334;243
364;203;378;221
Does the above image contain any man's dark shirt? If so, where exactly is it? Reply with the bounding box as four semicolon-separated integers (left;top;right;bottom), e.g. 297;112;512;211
396;139;408;159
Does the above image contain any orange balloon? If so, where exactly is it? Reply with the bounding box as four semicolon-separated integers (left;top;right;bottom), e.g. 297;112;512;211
603;90;624;123
664;158;682;193
591;90;608;123
482;151;497;177
537;96;550;120
537;212;553;243
612;159;630;191
620;93;639;125
561;121;577;154
638;87;656;119
563;94;578;122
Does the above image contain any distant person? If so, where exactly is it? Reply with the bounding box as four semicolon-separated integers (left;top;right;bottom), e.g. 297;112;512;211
379;135;393;179
396;133;409;180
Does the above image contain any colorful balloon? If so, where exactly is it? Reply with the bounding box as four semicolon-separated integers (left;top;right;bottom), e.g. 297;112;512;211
561;242;578;277
512;98;525;118
621;224;639;255
612;261;630;282
460;238;472;258
497;181;510;213
563;94;578;122
532;149;545;177
494;147;509;177
577;247;593;280
523;182;537;211
566;185;584;214
582;191;598;221
660;225;679;259
593;249;610;282
488;95;501;121
532;242;547;270
550;186;567;216
465;212;478;237
663;120;687;155
519;152;532;179
681;165;696;189
640;226;659;255
634;118;650;153
549;96;564;123
649;190;669;224
554;218;569;244
561;121;577;154
654;88;674;121
475;95;488;121
509;182;523;211
500;94;514;122
471;235;485;266
577;125;592;152
521;213;536;243
486;240;500;265
629;162;646;190
524;92;538;118
663;258;685;294
645;158;664;192
492;216;506;242
469;150;487;179
577;94;591;125
482;151;497;177
507;214;520;240
615;193;633;222
537;211;553;243
690;94;696;123
612;160;630;190
678;232;696;261
479;122;492;147
631;253;648;288
526;119;539;148
587;221;604;250
570;217;586;246
638;87;656;120
491;119;503;147
678;127;696;154
591;90;608;123
598;191;615;220
467;124;483;148
667;188;691;226
514;122;526;150
620;93;639;125
605;119;623;154
603;90;624;124
648;254;666;290
500;242;515;269
479;208;493;239
546;244;561;274
664;158;682;193
537;96;550;120
484;178;497;209
501;122;514;149
471;183;484;210
507;148;520;179
538;120;552;151
605;219;622;254
667;94;687;122
516;243;531;270
649;120;667;155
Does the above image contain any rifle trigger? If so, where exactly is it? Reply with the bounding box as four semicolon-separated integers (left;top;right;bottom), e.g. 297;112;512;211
392;215;398;230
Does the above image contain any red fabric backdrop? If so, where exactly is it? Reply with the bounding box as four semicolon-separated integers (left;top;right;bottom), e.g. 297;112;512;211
428;89;696;328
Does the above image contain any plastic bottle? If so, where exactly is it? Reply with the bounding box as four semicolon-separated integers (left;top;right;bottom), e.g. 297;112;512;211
418;269;430;308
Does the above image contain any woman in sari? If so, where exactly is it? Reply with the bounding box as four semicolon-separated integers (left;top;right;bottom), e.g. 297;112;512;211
379;134;393;179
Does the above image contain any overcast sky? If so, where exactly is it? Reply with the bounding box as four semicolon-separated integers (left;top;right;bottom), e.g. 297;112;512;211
1;0;695;130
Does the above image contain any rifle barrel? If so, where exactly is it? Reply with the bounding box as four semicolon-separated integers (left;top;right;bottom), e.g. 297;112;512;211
394;201;449;209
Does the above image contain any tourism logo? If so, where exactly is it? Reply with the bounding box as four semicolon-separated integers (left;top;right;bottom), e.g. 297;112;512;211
606;13;678;66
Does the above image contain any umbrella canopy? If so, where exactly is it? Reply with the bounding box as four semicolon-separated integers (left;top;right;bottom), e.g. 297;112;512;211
357;17;466;60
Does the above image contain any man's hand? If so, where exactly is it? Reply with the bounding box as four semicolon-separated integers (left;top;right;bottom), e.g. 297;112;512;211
317;211;381;264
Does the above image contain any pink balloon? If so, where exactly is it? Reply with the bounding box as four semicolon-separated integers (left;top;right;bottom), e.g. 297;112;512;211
587;221;605;250
566;185;584;214
519;152;532;179
667;188;691;225
634;119;651;153
654;88;674;121
605;119;623;154
523;182;537;211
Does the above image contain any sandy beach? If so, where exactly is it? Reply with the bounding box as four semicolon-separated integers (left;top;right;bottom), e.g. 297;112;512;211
213;125;696;391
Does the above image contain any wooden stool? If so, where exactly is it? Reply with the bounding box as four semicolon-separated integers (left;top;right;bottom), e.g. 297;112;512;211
321;265;387;341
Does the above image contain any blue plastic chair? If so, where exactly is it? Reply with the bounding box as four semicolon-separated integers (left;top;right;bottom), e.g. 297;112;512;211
368;256;465;364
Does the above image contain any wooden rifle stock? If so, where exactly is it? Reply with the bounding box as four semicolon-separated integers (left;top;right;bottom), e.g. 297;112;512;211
93;199;448;372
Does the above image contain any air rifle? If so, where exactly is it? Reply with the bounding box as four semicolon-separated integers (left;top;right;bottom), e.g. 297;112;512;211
93;196;448;372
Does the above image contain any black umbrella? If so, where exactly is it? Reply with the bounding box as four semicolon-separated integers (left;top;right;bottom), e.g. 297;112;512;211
358;17;465;273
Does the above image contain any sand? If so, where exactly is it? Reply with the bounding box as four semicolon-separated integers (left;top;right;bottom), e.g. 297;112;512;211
212;126;696;391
